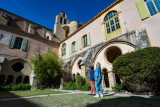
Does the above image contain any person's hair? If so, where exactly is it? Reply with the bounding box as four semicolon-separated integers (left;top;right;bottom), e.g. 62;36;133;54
96;62;101;68
91;66;94;70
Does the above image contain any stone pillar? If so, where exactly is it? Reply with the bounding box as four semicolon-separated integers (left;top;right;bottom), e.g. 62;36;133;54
108;71;116;88
59;78;63;90
81;65;86;78
30;70;37;90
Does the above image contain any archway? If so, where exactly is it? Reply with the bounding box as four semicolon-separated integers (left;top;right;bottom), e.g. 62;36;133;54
72;56;83;77
23;76;29;84
16;76;22;84
115;74;121;84
6;75;13;85
0;75;5;85
102;68;110;88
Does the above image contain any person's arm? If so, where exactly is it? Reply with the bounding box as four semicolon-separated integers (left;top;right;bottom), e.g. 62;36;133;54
95;68;99;81
89;65;91;70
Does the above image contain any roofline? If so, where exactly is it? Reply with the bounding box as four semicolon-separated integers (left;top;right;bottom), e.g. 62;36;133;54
0;8;53;31
60;0;123;44
0;24;60;46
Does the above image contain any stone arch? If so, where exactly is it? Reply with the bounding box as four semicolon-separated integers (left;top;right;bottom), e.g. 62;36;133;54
9;58;32;76
6;75;14;85
23;76;29;83
93;41;135;88
71;56;83;77
0;75;5;85
46;32;52;40
16;75;22;84
102;68;110;88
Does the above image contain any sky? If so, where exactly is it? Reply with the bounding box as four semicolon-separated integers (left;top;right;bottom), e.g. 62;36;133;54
0;0;116;30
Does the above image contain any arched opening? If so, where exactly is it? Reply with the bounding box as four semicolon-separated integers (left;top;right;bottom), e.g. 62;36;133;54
0;75;5;85
23;76;29;84
64;19;67;24
77;60;82;69
102;68;110;88
115;74;121;84
6;75;14;85
11;62;24;72
60;17;62;24
72;73;76;82
16;76;22;84
106;46;122;63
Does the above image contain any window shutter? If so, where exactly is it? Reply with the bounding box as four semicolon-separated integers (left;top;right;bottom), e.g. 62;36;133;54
136;0;149;20
75;40;78;52
9;36;16;49
69;44;72;54
87;32;91;46
79;37;82;50
22;39;28;52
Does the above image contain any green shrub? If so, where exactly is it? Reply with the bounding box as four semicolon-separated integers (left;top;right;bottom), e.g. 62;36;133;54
112;84;126;93
0;84;31;91
31;51;63;88
82;83;91;91
113;47;160;95
75;76;85;90
65;82;78;90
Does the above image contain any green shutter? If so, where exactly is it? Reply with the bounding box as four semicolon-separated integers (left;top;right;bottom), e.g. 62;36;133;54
75;40;78;52
87;32;91;46
69;44;72;54
79;37;82;50
9;36;16;49
22;39;28;52
136;0;149;20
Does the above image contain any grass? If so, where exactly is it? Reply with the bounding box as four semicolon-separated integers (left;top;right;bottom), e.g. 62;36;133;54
0;90;67;99
0;93;160;107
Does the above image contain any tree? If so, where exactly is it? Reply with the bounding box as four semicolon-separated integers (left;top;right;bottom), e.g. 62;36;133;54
31;51;63;88
113;47;160;95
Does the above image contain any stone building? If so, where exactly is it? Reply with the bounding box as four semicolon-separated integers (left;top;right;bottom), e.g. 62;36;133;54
58;0;160;91
0;8;59;89
0;0;160;91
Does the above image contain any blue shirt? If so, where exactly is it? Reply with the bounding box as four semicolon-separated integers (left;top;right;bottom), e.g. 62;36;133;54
89;66;94;81
94;67;102;80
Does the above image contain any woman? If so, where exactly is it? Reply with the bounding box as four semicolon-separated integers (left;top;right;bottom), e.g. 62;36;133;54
94;62;103;97
89;65;96;95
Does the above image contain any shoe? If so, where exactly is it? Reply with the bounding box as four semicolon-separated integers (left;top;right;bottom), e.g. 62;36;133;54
93;94;99;97
100;94;103;97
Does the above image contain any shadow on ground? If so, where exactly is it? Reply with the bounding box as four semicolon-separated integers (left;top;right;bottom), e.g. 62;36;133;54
0;91;40;107
86;95;160;107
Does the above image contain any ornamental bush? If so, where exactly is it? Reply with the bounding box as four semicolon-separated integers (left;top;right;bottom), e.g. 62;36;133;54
0;84;31;91
113;47;160;95
31;51;63;88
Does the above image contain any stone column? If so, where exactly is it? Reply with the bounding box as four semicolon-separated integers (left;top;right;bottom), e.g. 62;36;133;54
108;71;116;88
30;70;37;90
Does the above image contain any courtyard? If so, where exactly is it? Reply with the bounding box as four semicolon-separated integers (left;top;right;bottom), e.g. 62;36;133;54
0;90;160;107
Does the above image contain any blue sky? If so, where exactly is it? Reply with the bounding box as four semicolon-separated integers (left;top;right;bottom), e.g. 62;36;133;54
0;0;116;30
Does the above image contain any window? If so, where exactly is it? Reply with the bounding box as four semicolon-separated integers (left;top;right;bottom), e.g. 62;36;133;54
104;11;121;35
146;0;160;16
61;43;66;56
72;42;76;53
9;36;28;52
14;37;23;49
83;35;87;48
